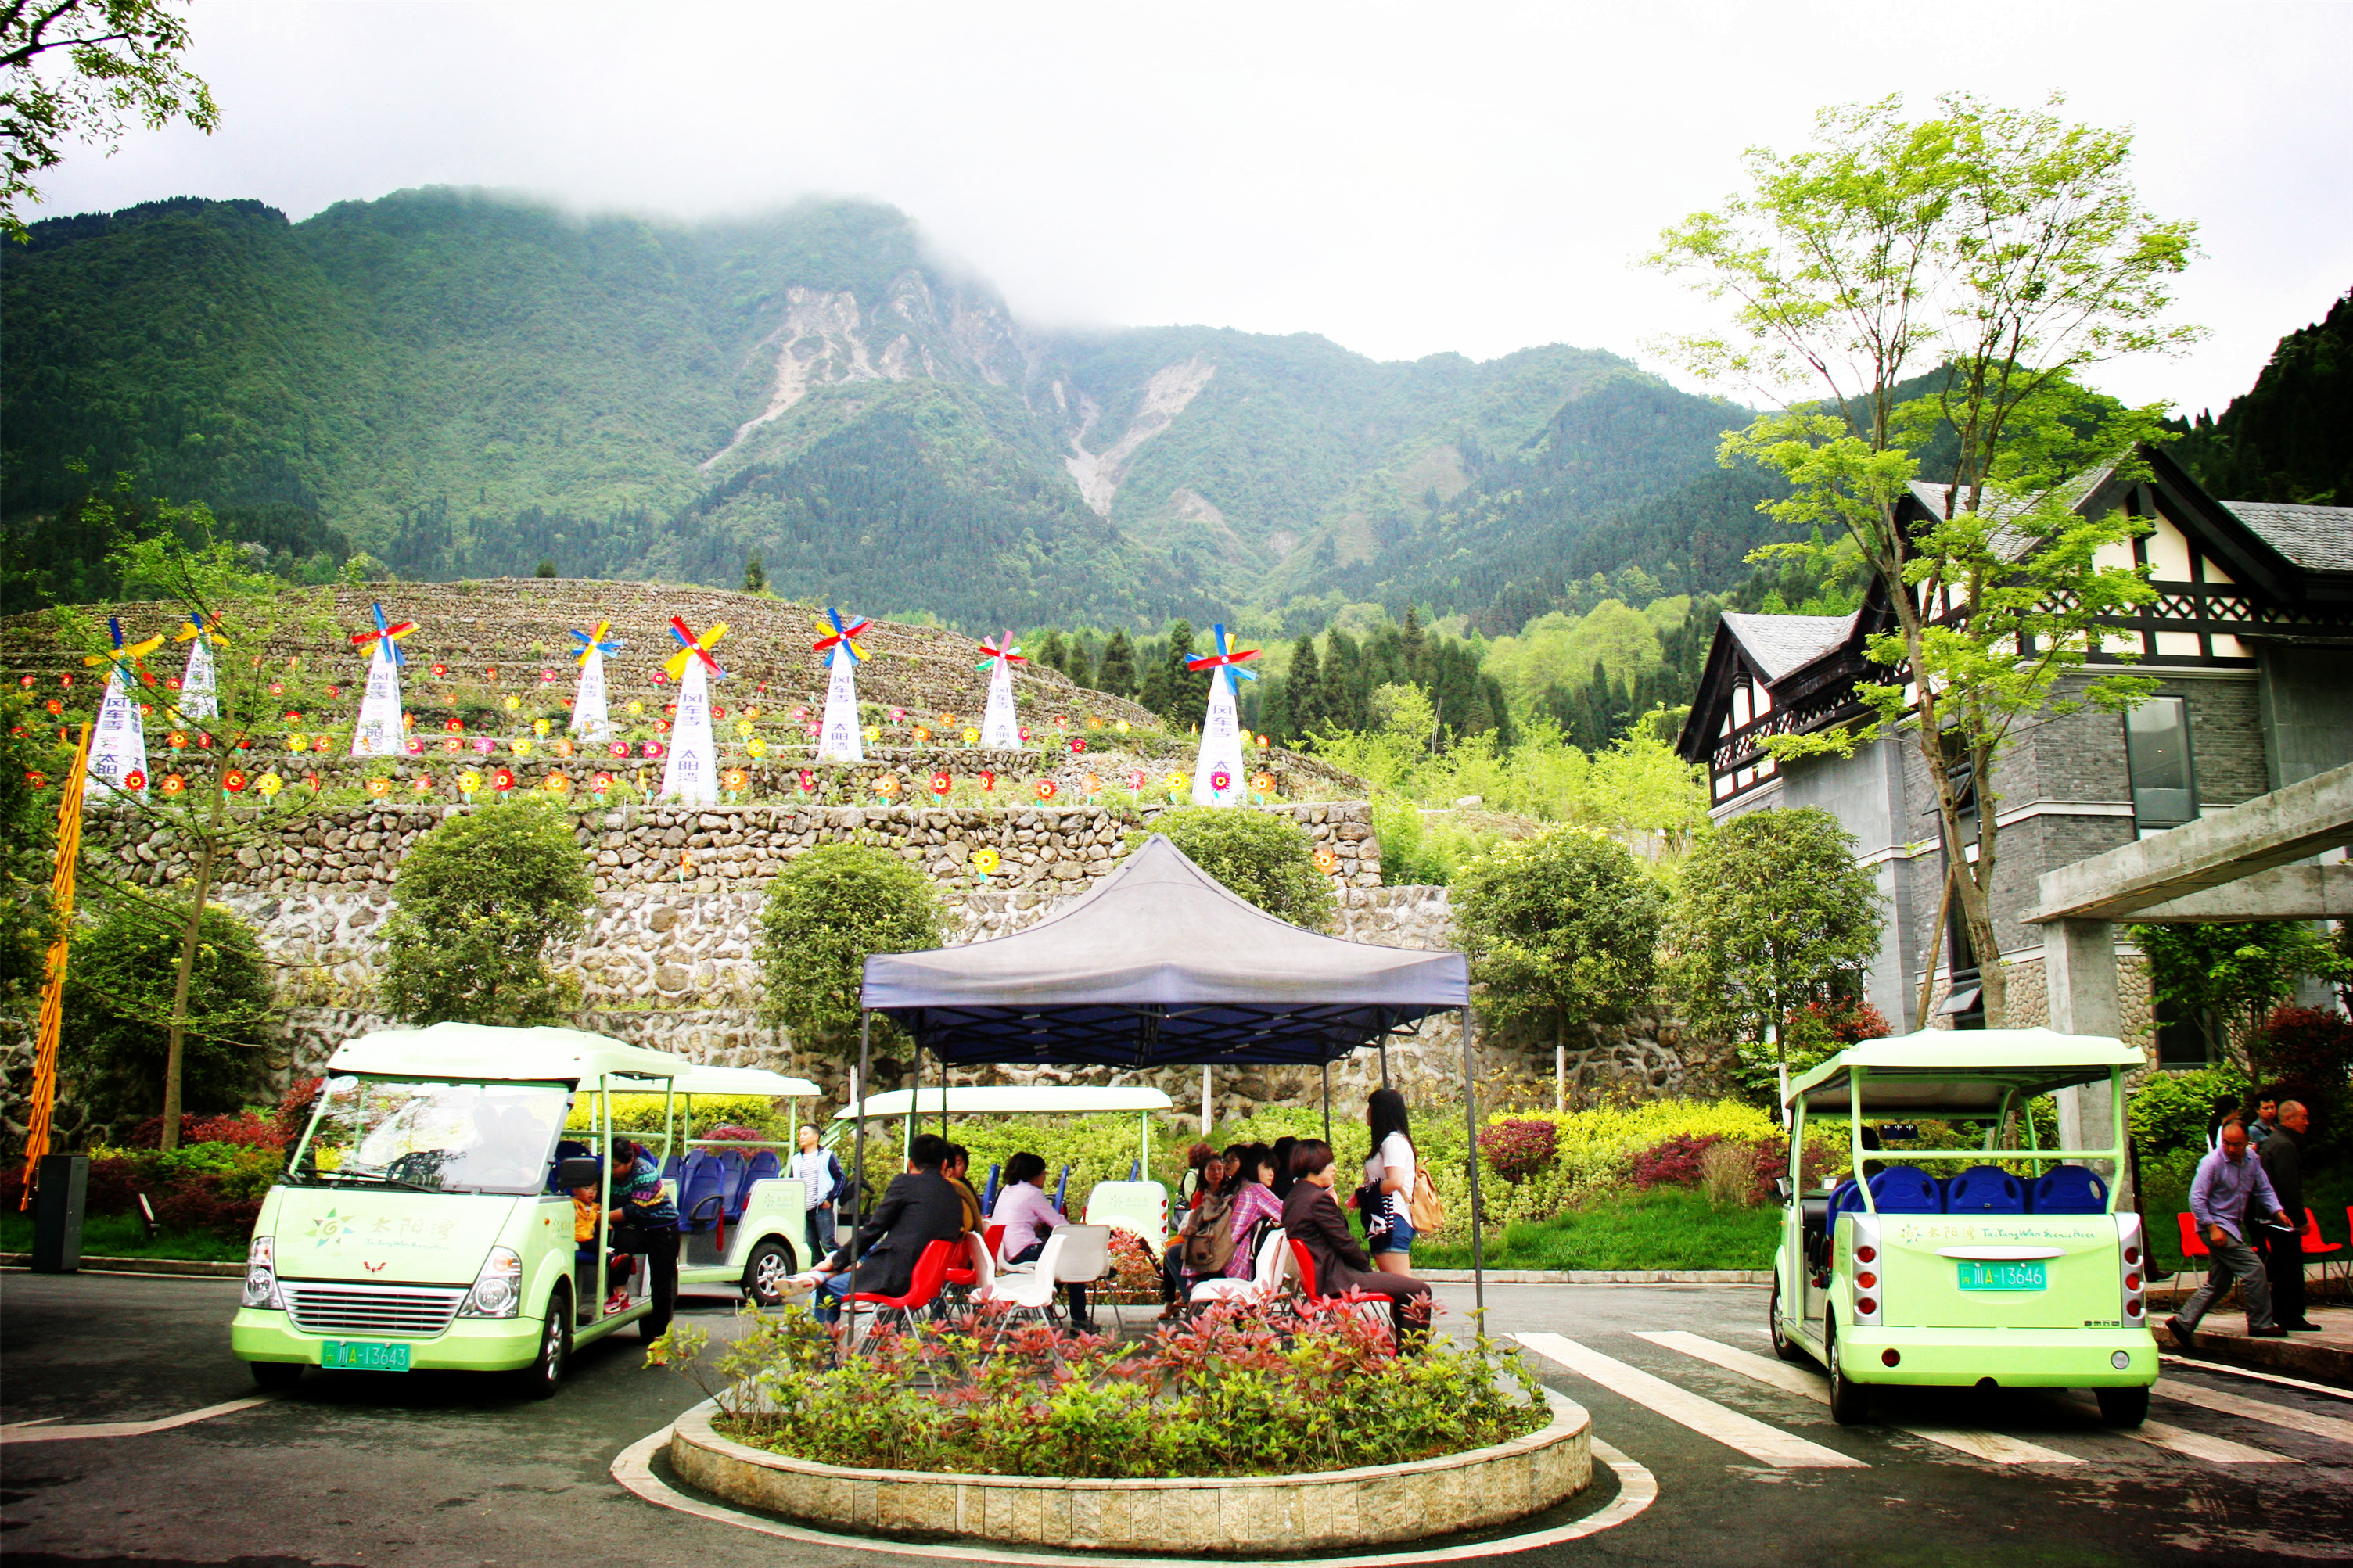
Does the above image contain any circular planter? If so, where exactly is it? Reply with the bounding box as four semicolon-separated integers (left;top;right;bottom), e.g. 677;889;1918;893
667;1388;1590;1554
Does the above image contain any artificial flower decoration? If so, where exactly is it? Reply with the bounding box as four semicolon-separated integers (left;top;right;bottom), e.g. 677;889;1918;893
592;772;615;795
554;737;574;759
863;724;880;742
1258;734;1273;748
889;706;906;723
972;848;1000;876
326;684;342;700
722;768;748;792
642;739;665;759
258;773;283;797
165;676;181;691
405;737;425;755
162;773;185;795
746;737;767;759
304;772;322;791
25;770;45;788
1081;772;1101;794
59;673;72;687
1053;714;1068;729
540;669;557;684
473;737;495;755
224;770;249;792
608;741;628;759
802;722;819;738
167;730;187;750
873;773;901;798
512;737;534;757
649;670;667;686
492;767;516;792
792;707;810;724
504;694;521;711
929;770;951;796
1252;770;1277;794
544;772;571;794
665;703;678;717
1314;849;1339;874
312;735;333;752
735;719;755;738
979;770;997;791
532;718;551;737
913;725;932;744
627;700;645;717
410;774;433;795
15;676;28;688
1019;727;1031;742
431;662;449;678
961;727;979;747
797;769;817;792
236;736;255;750
124;769;148;792
1115;719;1130;734
45;699;61;716
654;719;672;734
1164;771;1188;793
445;717;465;733
1035;780;1057;801
458;770;482;794
1088;716;1103;728
269;681;286;697
365;777;390;797
1211;770;1231;792
138;701;155;717
1126;769;1147;791
443;737;462;755
485;666;499;681
1068;737;1086;753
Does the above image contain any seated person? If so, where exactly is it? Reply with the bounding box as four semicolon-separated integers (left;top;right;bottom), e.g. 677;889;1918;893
803;1132;967;1325
1281;1139;1431;1347
945;1143;985;1233
1162;1150;1228;1302
989;1151;1097;1334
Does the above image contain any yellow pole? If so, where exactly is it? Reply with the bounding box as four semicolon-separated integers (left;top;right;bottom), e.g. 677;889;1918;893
19;723;93;1207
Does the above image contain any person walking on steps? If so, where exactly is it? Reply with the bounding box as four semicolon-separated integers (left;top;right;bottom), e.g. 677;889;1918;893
2168;1120;2295;1349
2258;1100;2320;1332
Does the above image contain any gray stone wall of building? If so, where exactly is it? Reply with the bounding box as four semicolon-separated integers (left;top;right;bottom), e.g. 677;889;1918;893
2256;647;2353;791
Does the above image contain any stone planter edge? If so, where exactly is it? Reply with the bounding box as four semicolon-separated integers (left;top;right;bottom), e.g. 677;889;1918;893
666;1386;1591;1552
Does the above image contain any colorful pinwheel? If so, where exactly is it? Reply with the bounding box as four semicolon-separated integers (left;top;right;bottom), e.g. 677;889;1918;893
570;620;625;666
349;602;418;666
174;611;228;647
974;630;1026;675
663;617;728;681
1184;624;1261;682
811;607;871;662
84;616;165;680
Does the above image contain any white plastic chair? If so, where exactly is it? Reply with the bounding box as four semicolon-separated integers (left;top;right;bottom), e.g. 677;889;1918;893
963;1229;996;1301
1189;1227;1290;1308
979;1229;1066;1358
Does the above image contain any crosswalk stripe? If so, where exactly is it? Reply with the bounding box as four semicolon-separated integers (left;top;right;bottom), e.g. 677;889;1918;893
1513;1332;1866;1469
2047;1395;2301;1465
1633;1331;2082;1466
2155;1378;2353;1447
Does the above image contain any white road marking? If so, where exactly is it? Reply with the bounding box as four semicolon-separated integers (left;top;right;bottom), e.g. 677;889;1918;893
2160;1353;2353;1402
0;1395;271;1443
1514;1332;1864;1469
1634;1331;2082;1466
2156;1377;2353;1447
2046;1394;2301;1465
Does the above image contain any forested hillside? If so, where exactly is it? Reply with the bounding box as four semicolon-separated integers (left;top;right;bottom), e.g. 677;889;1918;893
2170;289;2351;506
2;188;1769;629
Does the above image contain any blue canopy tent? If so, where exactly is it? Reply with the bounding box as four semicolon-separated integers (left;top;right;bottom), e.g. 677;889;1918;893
842;834;1489;1323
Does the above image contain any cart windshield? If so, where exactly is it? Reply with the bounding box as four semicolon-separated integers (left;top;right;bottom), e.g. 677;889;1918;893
289;1076;569;1196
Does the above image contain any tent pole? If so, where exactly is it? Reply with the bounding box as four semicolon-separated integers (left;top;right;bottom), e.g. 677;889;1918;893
1378;1042;1389;1089
904;1043;916;1162
936;1042;947;1143
1200;1064;1212;1136
1321;1060;1331;1143
1461;1007;1485;1320
850;1010;871;1355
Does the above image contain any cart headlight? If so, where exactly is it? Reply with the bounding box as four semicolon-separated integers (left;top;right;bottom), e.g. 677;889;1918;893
459;1245;523;1319
242;1235;282;1310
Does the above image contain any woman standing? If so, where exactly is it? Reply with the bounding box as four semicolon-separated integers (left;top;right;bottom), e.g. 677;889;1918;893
1363;1089;1417;1276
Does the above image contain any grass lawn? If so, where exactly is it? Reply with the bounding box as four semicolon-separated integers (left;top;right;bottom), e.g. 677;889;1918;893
1414;1186;1781;1272
0;1211;246;1262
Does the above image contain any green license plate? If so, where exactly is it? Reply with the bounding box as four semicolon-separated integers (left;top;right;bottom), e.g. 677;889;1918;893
320;1340;411;1372
1957;1259;2047;1292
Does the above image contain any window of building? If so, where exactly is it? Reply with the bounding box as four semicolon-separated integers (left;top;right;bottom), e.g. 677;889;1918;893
2125;696;2197;831
2153;998;2212;1067
1940;914;1987;1031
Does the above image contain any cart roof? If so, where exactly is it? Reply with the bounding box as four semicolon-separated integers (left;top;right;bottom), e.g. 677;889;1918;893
1786;1028;2143;1114
834;1085;1175;1120
672;1065;822;1098
327;1022;688;1085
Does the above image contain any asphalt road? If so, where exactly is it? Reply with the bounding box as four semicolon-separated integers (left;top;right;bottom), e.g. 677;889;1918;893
3;1271;2348;1567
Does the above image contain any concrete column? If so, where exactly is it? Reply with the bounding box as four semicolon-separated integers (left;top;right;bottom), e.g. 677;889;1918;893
2046;918;2128;1199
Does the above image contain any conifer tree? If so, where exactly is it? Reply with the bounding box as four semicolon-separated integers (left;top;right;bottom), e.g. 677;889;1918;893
742;551;766;593
1036;630;1067;681
1286;636;1324;737
1095;630;1139;698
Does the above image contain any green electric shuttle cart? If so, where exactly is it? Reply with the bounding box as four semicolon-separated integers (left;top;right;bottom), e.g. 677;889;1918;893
665;1064;824;1307
1771;1028;2159;1426
232;1022;688;1398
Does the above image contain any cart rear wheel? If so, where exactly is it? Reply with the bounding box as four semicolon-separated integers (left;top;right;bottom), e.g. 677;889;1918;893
743;1238;797;1308
1825;1319;1870;1425
1769;1279;1805;1363
2096;1385;2149;1427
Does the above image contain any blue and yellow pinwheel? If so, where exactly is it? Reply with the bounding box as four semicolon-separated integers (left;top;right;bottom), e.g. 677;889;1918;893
84;615;166;679
174;611;228;647
812;608;870;664
349;602;419;666
1184;624;1261;682
663;617;728;680
570;620;626;666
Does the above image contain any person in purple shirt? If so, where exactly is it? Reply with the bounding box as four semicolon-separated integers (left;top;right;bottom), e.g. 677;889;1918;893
2168;1121;2294;1347
988;1151;1097;1334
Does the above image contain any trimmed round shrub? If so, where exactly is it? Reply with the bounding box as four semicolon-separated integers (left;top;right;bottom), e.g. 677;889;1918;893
1130;806;1337;931
756;842;946;1053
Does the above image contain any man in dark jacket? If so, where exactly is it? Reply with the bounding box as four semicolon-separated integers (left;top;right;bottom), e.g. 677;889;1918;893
2259;1101;2318;1331
805;1132;966;1324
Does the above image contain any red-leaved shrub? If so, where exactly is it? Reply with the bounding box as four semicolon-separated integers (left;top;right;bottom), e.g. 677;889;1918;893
1478;1118;1560;1182
278;1076;325;1147
123;1110;286;1150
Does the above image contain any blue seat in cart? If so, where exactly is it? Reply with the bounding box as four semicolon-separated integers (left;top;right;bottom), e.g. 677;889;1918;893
1867;1165;1943;1213
2029;1165;2109;1214
678;1150;730;1231
1944;1164;2025;1214
729;1151;781;1218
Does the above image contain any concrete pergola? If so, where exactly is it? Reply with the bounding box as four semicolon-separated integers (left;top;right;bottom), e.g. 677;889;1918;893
2028;760;2353;1181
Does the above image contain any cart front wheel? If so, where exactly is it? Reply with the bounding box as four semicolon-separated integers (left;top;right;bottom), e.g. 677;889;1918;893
517;1286;571;1399
1825;1319;1870;1426
743;1238;797;1308
2096;1385;2149;1427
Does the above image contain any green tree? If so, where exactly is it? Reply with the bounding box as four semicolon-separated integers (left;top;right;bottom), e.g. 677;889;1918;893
1284;635;1324;737
1130;806;1337;932
755;842;945;1055
0;686;61;1008
63;897;272;1129
379;799;594;1026
2133;921;2352;1060
1670;809;1886;1093
1094;630;1139;698
2;0;219;240
1451;824;1667;1035
533;557;557;578
1647;91;2198;1024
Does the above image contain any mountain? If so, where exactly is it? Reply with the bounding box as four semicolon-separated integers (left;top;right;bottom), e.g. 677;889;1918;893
2171;289;2351;507
2;188;1769;628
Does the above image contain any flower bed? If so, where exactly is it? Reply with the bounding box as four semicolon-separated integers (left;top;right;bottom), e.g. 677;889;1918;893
657;1301;1585;1552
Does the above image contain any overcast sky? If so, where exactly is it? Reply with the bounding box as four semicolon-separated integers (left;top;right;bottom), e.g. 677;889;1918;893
34;0;2351;416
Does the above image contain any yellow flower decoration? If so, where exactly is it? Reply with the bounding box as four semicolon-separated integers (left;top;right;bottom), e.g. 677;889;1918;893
504;694;520;711
257;773;283;797
1115;719;1131;734
512;737;534;758
746;737;767;759
735;719;755;738
287;734;306;752
961;727;979;746
863;724;880;741
627;700;645;716
458;770;482;794
533;718;551;737
1164;771;1187;793
971;847;1000;875
544;772;571;794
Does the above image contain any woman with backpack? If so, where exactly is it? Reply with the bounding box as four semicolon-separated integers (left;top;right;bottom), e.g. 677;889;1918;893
1363;1089;1424;1276
1180;1143;1284;1292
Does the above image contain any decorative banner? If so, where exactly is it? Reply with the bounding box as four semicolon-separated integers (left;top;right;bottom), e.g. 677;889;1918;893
347;603;416;758
1185;623;1259;808
174;612;225;720
84;618;161;801
976;630;1024;748
569;620;624;742
659;655;720;805
812;608;869;762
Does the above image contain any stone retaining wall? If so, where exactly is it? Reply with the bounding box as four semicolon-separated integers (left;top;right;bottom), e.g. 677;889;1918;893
666;1390;1591;1553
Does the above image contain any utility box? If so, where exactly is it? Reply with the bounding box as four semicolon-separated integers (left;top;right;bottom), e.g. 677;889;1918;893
29;1154;88;1274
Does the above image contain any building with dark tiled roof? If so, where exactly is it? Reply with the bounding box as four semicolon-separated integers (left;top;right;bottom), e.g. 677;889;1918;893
1674;444;2353;1056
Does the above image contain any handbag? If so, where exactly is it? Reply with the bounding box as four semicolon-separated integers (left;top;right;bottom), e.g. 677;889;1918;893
1407;1168;1445;1233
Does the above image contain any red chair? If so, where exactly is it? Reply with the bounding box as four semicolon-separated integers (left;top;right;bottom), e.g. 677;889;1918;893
846;1238;956;1338
2302;1210;2346;1287
1286;1239;1391;1333
983;1223;1008;1262
2175;1212;2211;1262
